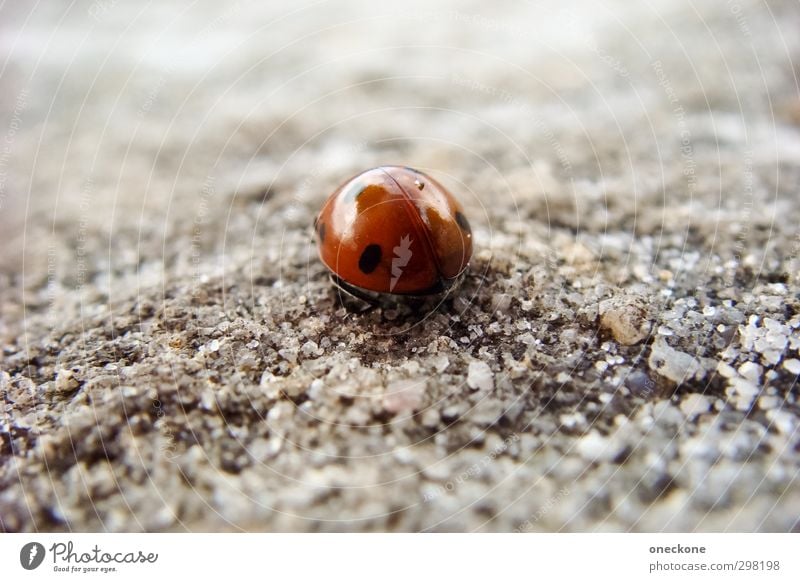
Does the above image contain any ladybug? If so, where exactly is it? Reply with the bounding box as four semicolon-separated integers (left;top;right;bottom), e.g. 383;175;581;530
314;166;473;302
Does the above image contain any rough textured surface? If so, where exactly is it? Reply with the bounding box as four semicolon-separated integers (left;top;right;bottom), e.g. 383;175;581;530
1;0;799;532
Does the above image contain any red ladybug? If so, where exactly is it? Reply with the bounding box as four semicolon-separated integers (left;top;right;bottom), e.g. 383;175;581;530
314;166;472;300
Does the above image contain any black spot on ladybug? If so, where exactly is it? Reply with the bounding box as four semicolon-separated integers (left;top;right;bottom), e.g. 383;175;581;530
317;221;326;242
455;211;471;233
358;244;382;274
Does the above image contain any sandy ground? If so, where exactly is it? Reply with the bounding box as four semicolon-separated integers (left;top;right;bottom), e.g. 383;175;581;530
1;0;799;532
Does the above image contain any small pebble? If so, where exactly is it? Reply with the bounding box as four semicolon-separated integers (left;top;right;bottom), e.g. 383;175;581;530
383;379;426;413
467;361;494;392
783;359;800;375
54;369;79;394
649;338;702;384
599;297;651;345
680;393;711;419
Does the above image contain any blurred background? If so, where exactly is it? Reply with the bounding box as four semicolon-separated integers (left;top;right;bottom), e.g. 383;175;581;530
1;0;799;532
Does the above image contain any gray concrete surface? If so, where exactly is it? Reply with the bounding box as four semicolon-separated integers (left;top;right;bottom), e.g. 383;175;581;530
1;0;799;531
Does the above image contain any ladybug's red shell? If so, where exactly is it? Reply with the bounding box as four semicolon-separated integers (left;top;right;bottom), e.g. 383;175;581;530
315;166;472;295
